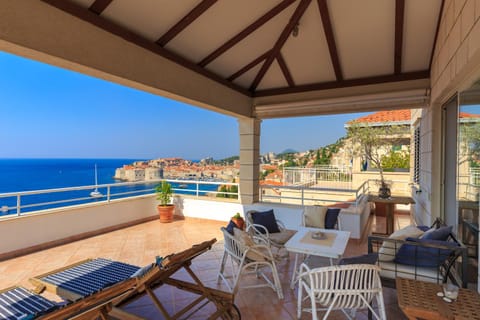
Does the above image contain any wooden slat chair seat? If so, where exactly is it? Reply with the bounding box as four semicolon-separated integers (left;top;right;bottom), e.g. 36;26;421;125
30;258;140;302
0;286;57;320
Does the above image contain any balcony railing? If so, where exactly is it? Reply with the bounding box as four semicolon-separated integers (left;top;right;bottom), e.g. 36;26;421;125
259;179;411;206
0;179;239;217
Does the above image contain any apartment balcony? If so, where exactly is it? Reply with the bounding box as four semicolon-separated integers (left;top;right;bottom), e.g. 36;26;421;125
0;195;411;319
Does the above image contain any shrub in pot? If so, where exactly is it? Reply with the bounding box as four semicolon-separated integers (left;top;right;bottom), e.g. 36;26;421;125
156;180;174;223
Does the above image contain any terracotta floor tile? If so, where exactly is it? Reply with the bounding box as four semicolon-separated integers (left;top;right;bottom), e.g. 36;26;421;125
0;215;414;319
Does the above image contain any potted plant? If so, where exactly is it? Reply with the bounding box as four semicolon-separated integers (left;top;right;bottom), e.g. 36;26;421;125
231;212;245;230
155;180;174;223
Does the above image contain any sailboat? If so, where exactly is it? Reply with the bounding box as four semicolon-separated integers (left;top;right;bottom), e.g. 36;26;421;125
90;164;103;198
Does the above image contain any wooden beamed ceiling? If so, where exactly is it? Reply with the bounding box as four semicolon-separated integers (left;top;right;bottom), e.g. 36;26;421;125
42;0;444;98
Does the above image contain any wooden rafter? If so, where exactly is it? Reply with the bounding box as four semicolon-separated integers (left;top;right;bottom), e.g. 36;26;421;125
394;0;405;74
198;0;295;67
317;0;342;81
227;50;271;82
156;0;218;47
429;0;445;70
254;70;430;97
250;0;312;91
89;0;113;15
276;53;295;87
40;0;249;96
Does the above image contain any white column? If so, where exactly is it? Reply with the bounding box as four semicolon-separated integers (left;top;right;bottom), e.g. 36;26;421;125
238;118;261;204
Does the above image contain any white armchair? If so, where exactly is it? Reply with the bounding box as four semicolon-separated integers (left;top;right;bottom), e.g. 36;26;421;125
297;263;386;320
245;210;296;260
217;226;284;299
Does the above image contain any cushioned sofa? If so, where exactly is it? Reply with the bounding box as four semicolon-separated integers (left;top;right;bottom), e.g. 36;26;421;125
338;194;372;239
368;221;468;288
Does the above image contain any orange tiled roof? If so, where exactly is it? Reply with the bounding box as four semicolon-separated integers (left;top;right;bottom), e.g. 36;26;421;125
259;180;283;186
352;109;411;123
459;112;480;118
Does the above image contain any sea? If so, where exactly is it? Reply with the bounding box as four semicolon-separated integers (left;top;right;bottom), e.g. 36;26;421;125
0;158;219;215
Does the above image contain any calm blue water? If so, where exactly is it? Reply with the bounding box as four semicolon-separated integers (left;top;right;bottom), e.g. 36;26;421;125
0;158;218;215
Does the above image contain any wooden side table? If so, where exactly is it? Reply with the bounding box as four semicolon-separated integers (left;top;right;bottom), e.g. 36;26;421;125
396;278;480;320
369;195;414;234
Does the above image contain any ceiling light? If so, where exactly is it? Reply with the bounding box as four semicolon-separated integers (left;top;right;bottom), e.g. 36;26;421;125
292;23;299;37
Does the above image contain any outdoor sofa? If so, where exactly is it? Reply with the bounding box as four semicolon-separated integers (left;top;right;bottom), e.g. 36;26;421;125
368;219;468;288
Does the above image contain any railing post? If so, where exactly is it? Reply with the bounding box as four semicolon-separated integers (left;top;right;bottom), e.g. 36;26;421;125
301;187;304;206
196;183;199;197
16;194;21;216
107;186;111;202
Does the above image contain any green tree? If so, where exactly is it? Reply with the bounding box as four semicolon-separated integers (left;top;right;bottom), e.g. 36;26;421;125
381;149;410;170
347;122;409;187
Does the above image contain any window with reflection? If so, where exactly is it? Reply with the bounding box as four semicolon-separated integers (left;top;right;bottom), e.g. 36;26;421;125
458;89;480;267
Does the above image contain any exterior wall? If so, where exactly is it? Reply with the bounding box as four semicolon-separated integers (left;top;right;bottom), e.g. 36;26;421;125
0;195;158;256
427;0;480;290
411;108;436;225
418;0;480;225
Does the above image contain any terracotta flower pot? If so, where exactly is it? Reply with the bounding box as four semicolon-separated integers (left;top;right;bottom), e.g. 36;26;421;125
157;204;175;223
231;217;245;230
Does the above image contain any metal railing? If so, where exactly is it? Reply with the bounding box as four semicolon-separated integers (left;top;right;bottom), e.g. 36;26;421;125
0;179;239;217
259;179;411;207
282;165;352;188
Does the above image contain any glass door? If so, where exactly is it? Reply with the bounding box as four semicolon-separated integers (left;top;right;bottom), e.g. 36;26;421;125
458;89;480;267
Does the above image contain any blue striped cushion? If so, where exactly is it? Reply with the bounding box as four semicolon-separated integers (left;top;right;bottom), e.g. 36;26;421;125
0;287;56;320
40;258;140;299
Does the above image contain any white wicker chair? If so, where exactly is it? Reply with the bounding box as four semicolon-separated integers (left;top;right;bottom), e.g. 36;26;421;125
218;226;284;299
297;263;386;320
245;210;296;260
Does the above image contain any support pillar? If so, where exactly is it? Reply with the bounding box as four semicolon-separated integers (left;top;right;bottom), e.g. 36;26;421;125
238;118;261;204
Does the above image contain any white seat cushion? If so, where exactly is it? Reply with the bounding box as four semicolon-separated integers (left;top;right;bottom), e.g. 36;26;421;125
269;229;296;245
378;225;424;262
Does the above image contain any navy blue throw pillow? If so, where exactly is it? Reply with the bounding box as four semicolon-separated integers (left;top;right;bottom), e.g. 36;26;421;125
394;237;458;268
416;225;430;232
252;209;280;234
226;220;237;235
422;225;452;241
325;208;341;229
339;253;378;265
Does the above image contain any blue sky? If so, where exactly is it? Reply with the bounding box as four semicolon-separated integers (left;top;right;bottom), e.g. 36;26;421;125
0;51;369;159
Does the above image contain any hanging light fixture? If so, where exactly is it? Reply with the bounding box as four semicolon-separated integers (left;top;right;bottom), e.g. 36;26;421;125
292;23;299;37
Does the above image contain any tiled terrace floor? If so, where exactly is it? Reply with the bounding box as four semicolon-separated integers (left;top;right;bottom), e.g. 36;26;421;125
0;212;412;319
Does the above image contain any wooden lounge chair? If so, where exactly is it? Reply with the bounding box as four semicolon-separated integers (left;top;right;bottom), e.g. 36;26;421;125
0;280;137;320
28;238;239;320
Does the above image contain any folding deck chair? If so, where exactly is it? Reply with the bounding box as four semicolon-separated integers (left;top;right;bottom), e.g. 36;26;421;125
0;278;137;320
117;238;240;320
27;238;239;320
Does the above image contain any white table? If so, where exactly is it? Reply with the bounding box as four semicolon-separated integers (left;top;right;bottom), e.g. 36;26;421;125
285;227;350;289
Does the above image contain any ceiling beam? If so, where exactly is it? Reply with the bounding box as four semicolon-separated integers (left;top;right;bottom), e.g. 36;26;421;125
429;0;445;70
41;0;249;96
254;70;430;97
227;50;271;82
89;0;113;15
277;53;295;87
394;0;405;75
250;0;312;91
317;0;342;81
156;0;217;47
198;0;295;67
